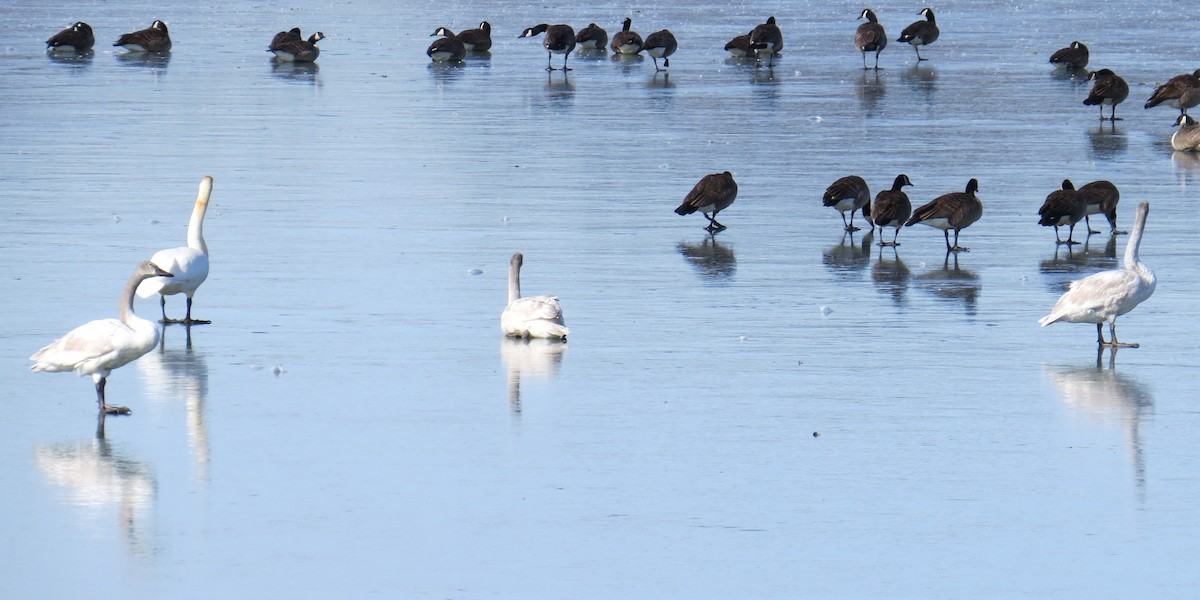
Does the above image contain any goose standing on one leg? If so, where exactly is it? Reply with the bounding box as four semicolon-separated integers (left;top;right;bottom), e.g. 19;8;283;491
610;18;643;55
749;16;783;67
47;22;95;53
31;261;174;415
520;24;576;70
1038;179;1087;245
872;174;913;246
1049;41;1088;71
1083;69;1129;121
644;29;677;71
675;171;738;233
137;176;213;325
501;253;569;340
855;9;887;70
1039;201;1155;348
823;175;872;232
905;178;983;252
1076;180;1122;235
897;8;938;62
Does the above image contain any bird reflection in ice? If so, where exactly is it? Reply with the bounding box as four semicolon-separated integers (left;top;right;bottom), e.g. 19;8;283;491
822;229;874;280
872;245;911;306
500;338;566;413
677;234;736;282
1039;235;1119;292
138;325;210;480
1044;348;1154;492
916;252;980;315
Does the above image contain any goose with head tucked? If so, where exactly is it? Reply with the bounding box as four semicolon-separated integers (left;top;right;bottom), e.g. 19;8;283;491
47;22;94;53
501;253;569;340
872;174;913;246
1144;68;1200;116
576;23;608;50
905;178;983;252
749;16;783;66
610;18;643;55
137;176;213;325
269;27;302;52
1040;201;1155;348
823;175;872;232
644;29;677;71
1076;180;1123;235
520;23;576;70
272;31;324;62
724;33;754;58
1038;179;1087;245
1083;69;1129;121
855;9;887;70
114;20;171;52
31;260;174;415
675;171;738;233
1049;41;1088;71
897;8;938;61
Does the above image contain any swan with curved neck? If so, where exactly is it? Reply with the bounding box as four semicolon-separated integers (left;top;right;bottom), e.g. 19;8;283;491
501;253;569;340
1039;201;1155;347
31;260;174;414
138;176;212;325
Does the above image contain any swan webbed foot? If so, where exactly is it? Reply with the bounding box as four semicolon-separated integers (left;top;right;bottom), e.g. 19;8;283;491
101;403;132;416
1101;341;1139;349
1112;229;1128;235
184;318;211;325
950;246;970;253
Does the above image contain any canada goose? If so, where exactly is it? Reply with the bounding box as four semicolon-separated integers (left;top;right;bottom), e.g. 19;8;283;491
905;178;983;252
136;177;213;325
520;24;576;70
1083;69;1129;121
576;23;608;50
269;28;302;52
46;22;94;52
1172;113;1200;151
611;18;643;55
30;261;174;415
724;33;754;57
1039;202;1155;348
897;8;938;61
1049;41;1088;70
822;175;872;232
644;29;677;71
501;253;569;340
457;21;493;52
675;171;738;233
1073;180;1122;235
1038;179;1087;245
1144;69;1200;116
749;16;784;66
427;28;466;62
855;9;887;70
872;174;913;246
272;32;324;62
114;20;171;53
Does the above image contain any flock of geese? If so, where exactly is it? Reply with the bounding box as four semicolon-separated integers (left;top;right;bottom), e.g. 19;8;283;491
34;10;1171;414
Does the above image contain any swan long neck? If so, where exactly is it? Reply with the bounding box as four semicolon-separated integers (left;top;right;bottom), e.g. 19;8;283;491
508;257;522;303
119;270;148;326
187;177;213;254
1125;202;1149;272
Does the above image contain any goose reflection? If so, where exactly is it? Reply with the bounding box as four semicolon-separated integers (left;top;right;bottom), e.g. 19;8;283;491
47;49;94;67
1044;349;1153;491
1087;123;1127;160
823;230;874;280
116;51;170;69
36;429;156;558
272;61;320;83
900;63;937;94
916;252;980;315
872;245;911;306
138;326;210;479
1172;151;1200;189
428;60;465;85
501;338;567;413
648;71;675;89
856;69;886;112
1039;235;1119;291
677;235;737;282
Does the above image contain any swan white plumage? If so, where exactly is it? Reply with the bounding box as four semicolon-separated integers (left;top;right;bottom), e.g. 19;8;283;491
500;252;569;340
137;176;212;325
1039;201;1155;347
31;260;174;414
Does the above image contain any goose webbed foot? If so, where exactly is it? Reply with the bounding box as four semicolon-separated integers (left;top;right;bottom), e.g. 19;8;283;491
184;318;211;325
100;403;132;416
1112;229;1127;235
1101;340;1139;349
950;246;970;253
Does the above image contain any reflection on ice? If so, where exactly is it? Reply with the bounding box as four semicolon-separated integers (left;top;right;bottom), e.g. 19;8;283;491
1088;123;1127;160
677;235;736;282
916;252;980;315
823;230;873;279
900;63;936;94
36;433;156;558
501;338;566;413
872;245;910;306
138;327;210;479
116;51;170;69
856;70;886;112
272;60;319;84
1038;235;1119;292
1044;349;1154;491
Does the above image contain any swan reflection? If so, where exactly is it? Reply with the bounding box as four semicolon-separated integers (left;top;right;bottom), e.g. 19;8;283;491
138;327;210;479
501;338;566;413
677;235;736;282
916;252;980;315
823;230;874;280
35;431;155;558
872;245;910;306
1044;349;1154;490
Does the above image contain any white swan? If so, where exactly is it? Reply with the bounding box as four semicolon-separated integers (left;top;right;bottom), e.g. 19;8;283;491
500;253;569;340
137;176;212;325
31;260;174;414
1039;201;1155;347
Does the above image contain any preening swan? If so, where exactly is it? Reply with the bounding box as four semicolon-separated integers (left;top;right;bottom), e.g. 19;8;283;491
501;253;569;340
31;260;174;414
137;176;213;325
1039;201;1155;347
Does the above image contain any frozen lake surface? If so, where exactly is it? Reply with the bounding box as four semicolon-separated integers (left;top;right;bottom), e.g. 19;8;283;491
3;1;1199;597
